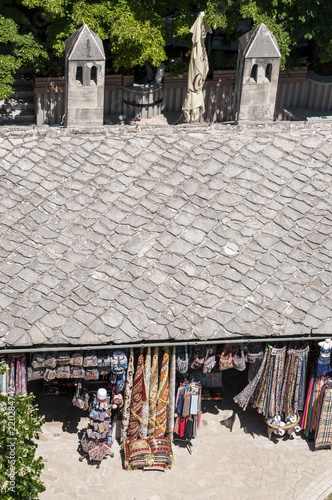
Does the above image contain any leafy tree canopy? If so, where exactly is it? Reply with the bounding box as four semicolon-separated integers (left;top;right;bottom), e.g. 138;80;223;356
0;0;331;98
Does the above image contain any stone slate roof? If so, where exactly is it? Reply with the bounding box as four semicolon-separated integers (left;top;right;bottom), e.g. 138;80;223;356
0;123;332;349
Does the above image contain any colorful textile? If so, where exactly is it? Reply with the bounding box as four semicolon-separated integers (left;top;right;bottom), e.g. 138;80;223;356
301;370;314;431
315;381;332;449
120;348;134;443
312;377;326;432
8;356;15;396
316;347;331;377
282;346;309;418
139;347;151;438
148;347;159;437
155;348;170;438
166;346;176;440
127;348;147;441
234;346;269;411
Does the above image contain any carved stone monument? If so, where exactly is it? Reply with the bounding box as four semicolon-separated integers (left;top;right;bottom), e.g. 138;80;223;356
65;24;105;126
233;23;281;121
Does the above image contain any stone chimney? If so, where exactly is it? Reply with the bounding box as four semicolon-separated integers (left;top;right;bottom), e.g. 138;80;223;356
233;23;281;121
65;24;105;126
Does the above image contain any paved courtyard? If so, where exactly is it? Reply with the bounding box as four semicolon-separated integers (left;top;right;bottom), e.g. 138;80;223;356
34;377;332;500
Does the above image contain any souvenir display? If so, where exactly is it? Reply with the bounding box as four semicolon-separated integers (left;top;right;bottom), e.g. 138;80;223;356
174;381;202;439
81;388;113;464
1;354;27;395
234;344;309;421
123;436;174;471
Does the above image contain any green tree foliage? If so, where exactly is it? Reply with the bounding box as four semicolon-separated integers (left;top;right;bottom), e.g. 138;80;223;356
0;0;331;96
0;1;48;98
0;392;45;500
240;0;332;67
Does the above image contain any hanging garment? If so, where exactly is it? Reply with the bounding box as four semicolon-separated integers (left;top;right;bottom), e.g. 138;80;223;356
8;356;15;395
312;377;326;432
182;394;191;417
166;346;176;441
0;357;7;394
155;348;170;438
184;416;194;439
179;417;186;438
282;346;309;419
316;346;332;378
234;346;269;411
148;347;159;437
315;380;332;449
190;394;199;415
120;348;134;443
139;347;151;439
127;348;147;441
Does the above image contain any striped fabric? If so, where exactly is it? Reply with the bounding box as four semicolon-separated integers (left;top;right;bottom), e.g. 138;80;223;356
120;348;134;443
155;348;170;438
148;347;159;437
127;348;147;441
139;347;151;438
315;382;332;449
166;346;176;440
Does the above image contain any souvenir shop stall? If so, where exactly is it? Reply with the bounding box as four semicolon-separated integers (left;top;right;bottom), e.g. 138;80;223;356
20;338;332;469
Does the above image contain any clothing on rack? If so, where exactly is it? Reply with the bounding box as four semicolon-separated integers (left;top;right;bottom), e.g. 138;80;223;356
127;348;146;441
139;347;151;438
166;346;176;441
120;348;134;443
174;381;202;439
234;344;309;420
155;348;170;438
148;347;159;437
315;379;332;449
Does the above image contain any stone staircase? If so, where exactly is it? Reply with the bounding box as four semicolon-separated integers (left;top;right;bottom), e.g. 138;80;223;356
0;71;35;125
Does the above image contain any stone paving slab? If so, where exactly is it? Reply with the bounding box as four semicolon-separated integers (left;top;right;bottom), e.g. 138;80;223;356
35;394;332;500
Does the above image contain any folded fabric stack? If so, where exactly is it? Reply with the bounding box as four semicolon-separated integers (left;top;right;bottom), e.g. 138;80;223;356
123;437;174;471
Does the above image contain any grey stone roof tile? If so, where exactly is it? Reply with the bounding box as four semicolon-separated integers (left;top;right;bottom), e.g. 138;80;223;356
1;124;332;347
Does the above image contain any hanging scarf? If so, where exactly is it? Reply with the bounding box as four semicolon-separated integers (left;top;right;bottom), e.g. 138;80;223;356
120;348;134;443
155;348;170;438
282;346;309;418
148;347;159;437
253;347;272;415
8;356;15;396
139;347;151;438
234;346;269;411
127;348;147;441
301;370;314;431
166;346;176;440
315;379;332;449
21;355;27;396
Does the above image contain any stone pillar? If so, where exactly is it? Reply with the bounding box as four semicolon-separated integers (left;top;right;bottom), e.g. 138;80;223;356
233;23;281;121
65;24;105;126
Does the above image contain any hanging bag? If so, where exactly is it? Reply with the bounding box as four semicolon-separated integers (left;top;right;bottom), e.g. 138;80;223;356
71;366;85;379
44;354;56;368
44;368;56;381
176;346;189;374
83;351;98;368
57;352;71;366
72;384;90;410
219;345;234;371
84;368;99;380
233;346;246;371
31;353;45;369
203;346;216;374
70;352;83;367
56;365;71;379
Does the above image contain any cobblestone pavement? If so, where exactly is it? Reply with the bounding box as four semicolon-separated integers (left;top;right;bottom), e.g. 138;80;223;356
35;382;332;500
